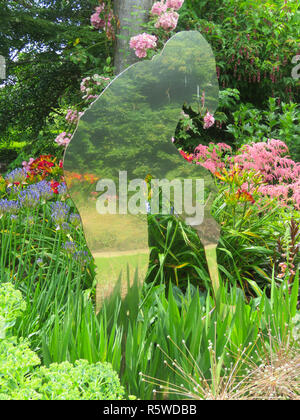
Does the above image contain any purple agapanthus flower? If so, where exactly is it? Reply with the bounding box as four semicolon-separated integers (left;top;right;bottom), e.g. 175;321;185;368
0;199;20;215
36;258;43;266
61;222;71;233
5;168;27;185
19;188;40;208
63;241;92;264
57;182;67;195
50;201;70;226
69;213;81;227
73;250;92;264
63;241;77;254
31;181;54;201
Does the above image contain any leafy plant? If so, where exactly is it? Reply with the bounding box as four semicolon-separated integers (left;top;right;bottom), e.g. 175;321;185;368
226;98;300;160
0;282;125;401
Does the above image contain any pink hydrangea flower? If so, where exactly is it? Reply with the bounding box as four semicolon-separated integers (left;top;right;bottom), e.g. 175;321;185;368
90;3;114;38
129;33;157;58
95;4;105;14
155;11;179;31
55;132;72;147
203;112;215;129
151;1;168;16
91;5;105;30
91;13;102;29
166;0;184;10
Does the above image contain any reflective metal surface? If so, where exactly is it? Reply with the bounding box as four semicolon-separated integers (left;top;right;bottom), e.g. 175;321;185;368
64;31;220;304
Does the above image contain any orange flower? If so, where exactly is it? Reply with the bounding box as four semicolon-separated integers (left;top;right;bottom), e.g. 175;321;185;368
236;188;255;204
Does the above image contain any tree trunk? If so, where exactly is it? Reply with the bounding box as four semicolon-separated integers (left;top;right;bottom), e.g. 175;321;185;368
114;0;154;75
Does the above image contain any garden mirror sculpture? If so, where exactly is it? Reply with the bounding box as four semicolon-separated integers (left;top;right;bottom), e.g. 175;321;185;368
64;31;220;306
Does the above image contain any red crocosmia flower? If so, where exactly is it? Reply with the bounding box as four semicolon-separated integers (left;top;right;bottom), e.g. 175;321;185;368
28;155;57;180
179;150;194;162
50;181;60;194
236;188;255;204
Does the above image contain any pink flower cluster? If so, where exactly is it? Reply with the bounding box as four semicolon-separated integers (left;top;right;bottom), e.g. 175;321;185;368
151;0;184;15
166;0;184;9
22;158;35;172
151;0;184;31
129;33;158;58
130;1;184;58
194;143;231;173
66;109;83;124
90;3;114;38
80;74;110;101
151;1;168;15
203;112;215;129
234;140;292;182
91;4;105;28
155;10;179;31
234;139;300;209
192;138;300;210
55;132;72;147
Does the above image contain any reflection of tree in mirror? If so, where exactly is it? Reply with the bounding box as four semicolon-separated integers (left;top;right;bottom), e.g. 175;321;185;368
64;31;220;302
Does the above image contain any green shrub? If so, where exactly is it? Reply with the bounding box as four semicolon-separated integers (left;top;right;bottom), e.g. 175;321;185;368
0;283;26;338
0;339;124;400
0;337;41;400
0;282;124;400
226;98;300;159
180;0;299;106
30;360;125;401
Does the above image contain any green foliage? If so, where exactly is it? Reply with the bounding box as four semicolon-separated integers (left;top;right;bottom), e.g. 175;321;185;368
0;337;41;400
180;0;299;106
29;360;125;401
0;0;299;401
36;271;299;400
0;283;26;338
0;339;124;400
0;195;96;350
227;98;300;158
0;281;124;400
145;196;299;299
0;0;111;147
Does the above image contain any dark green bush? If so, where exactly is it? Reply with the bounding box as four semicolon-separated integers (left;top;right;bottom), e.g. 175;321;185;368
180;0;299;107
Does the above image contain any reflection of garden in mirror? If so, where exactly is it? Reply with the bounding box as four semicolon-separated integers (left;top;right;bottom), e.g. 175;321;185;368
64;30;220;302
0;0;299;401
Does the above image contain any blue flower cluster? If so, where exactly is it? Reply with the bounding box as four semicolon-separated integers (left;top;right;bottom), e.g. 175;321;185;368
57;182;67;195
16;181;55;209
31;181;54;201
50;201;70;226
63;241;92;264
63;241;77;253
5;168;27;185
19;188;40;208
69;213;81;227
0;199;20;215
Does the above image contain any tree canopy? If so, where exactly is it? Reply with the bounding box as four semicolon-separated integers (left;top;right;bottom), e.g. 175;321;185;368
0;0;109;144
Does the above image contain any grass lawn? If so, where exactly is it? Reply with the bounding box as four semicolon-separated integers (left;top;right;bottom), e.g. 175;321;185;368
95;251;149;304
